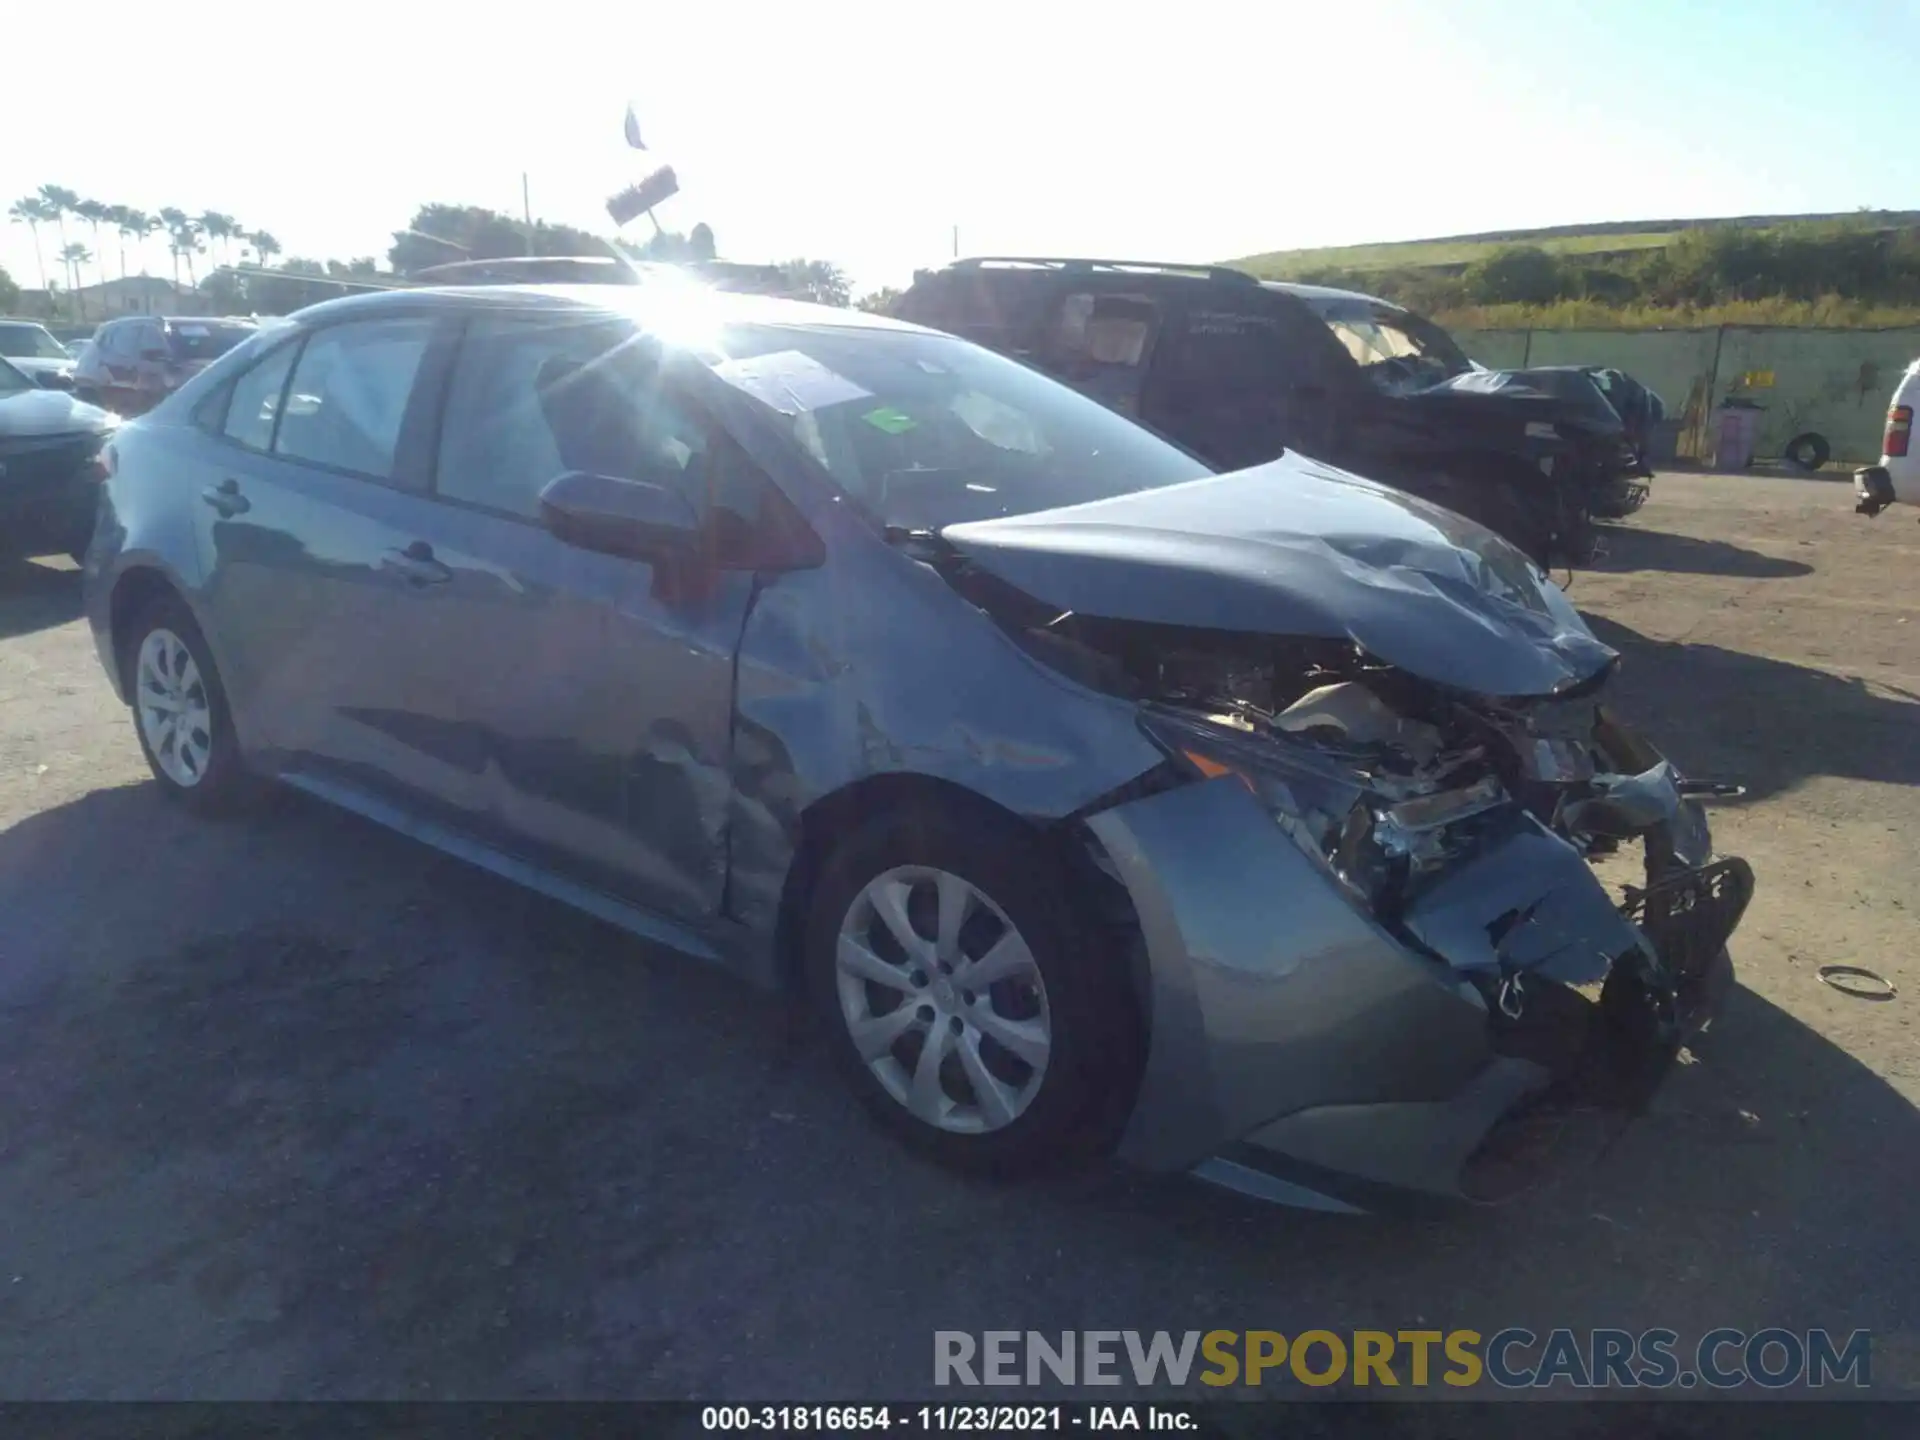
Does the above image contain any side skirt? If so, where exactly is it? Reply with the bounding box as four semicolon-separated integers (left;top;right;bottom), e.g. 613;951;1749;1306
278;769;734;967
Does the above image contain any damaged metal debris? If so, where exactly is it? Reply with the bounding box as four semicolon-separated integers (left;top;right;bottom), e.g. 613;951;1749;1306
924;461;1755;1205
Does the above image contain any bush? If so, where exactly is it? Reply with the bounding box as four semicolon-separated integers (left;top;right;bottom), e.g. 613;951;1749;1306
1462;246;1567;306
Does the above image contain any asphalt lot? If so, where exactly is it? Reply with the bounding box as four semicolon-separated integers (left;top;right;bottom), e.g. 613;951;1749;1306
1;470;1917;1401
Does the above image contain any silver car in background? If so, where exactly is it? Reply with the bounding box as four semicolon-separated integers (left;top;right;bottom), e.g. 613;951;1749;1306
81;281;1751;1210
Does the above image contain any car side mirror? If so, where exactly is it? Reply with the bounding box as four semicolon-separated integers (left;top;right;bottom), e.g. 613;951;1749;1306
539;469;702;562
38;371;75;390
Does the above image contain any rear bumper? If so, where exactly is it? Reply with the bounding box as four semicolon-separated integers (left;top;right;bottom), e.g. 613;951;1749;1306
1085;775;1750;1213
1857;460;1919;515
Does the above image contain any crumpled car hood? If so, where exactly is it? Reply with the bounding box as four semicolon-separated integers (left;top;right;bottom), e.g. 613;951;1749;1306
1423;366;1626;435
940;453;1617;697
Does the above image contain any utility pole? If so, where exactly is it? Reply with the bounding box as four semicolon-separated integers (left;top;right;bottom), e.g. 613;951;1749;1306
953;224;959;259
523;173;535;256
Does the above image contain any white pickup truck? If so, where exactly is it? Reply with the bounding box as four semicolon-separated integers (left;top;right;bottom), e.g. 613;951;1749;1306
1856;357;1919;514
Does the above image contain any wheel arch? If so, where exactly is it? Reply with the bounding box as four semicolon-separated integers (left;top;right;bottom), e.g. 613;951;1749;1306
771;773;1032;994
767;771;1151;1018
107;565;189;695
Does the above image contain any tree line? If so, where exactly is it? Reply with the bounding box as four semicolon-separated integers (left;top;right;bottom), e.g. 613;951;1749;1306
3;185;865;321
1294;217;1920;327
6;184;280;317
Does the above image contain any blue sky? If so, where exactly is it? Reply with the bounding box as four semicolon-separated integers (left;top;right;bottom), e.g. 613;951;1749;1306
3;0;1915;300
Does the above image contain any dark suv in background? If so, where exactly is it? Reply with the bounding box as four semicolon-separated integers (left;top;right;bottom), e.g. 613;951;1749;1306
895;258;1629;564
74;315;259;416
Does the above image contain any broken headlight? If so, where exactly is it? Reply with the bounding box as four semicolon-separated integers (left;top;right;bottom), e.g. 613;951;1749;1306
1141;709;1511;916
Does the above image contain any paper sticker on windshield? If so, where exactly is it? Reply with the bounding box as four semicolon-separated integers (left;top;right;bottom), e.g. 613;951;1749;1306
861;406;917;434
712;350;871;415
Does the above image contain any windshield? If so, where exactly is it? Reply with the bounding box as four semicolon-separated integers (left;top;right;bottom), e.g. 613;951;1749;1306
1306;299;1471;394
0;323;71;360
706;323;1211;530
164;321;255;362
0;357;31;394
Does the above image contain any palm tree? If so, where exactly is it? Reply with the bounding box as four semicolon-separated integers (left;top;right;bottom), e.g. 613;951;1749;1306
156;207;188;286
104;205;131;279
125;210;159;276
74;200;109;290
199;211;238;268
250;229;281;268
38;184;78;267
59;243;92;319
7;197;53;295
175;220;205;287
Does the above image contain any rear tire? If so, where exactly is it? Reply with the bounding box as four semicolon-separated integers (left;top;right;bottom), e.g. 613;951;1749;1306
122;595;260;817
804;802;1141;1177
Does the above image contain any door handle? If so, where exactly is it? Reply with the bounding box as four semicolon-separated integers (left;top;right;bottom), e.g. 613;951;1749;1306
199;477;250;517
380;540;452;586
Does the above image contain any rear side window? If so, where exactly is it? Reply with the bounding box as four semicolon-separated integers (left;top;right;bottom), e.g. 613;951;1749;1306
1036;291;1161;418
273;318;434;480
221;342;299;451
435;314;708;521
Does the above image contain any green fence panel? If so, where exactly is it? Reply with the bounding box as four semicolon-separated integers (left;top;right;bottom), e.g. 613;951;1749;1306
1456;328;1531;369
1712;328;1920;464
1452;325;1920;465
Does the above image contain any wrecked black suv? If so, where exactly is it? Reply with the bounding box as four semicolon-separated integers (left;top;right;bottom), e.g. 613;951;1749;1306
896;257;1632;566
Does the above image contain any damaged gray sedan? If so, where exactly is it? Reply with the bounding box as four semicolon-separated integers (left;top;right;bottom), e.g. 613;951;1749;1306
82;282;1752;1211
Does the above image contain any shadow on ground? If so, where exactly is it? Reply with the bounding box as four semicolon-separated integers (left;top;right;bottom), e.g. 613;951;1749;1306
0;558;83;640
1590;525;1815;579
1;783;1914;1399
1583;613;1920;801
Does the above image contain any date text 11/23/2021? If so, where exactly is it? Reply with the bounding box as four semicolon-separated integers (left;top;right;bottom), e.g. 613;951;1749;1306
701;1406;1196;1432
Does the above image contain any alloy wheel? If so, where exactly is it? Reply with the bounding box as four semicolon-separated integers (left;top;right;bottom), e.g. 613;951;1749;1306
135;628;214;788
835;865;1052;1135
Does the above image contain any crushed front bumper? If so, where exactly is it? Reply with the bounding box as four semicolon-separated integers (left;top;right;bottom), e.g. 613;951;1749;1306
1086;773;1751;1213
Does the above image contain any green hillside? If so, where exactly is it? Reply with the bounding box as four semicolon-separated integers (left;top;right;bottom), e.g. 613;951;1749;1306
1229;210;1920;279
1234;229;1676;278
1224;211;1920;329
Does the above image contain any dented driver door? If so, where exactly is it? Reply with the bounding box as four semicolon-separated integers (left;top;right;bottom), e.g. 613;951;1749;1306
418;313;753;923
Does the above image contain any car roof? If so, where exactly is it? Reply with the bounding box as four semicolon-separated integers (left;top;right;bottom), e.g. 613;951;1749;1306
927;257;1404;317
289;282;933;339
1260;279;1401;310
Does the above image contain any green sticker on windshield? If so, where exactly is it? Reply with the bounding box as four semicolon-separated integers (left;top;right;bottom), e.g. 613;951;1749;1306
862;406;918;435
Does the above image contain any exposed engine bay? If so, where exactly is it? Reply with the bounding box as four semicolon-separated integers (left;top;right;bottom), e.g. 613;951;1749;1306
950;556;1754;1123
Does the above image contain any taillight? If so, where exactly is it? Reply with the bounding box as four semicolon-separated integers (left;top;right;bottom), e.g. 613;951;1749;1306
1889;405;1913;459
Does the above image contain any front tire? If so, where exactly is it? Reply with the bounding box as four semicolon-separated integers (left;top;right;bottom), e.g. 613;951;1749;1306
123;596;258;816
804;803;1141;1177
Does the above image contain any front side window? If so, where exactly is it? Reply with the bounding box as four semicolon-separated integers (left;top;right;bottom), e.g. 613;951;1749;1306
274;318;434;479
0;359;30;395
436;314;709;521
706;323;1211;532
1305;298;1471;393
221;341;299;452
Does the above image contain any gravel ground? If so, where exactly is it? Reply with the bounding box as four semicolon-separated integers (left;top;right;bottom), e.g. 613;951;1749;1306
0;470;1915;1401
